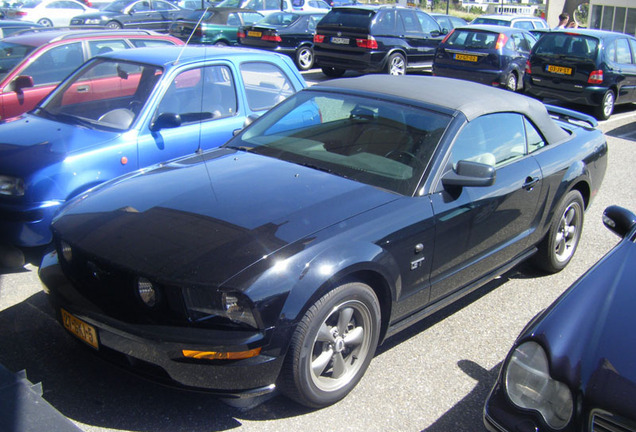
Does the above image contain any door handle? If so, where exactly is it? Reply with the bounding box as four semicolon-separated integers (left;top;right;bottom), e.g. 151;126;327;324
76;85;89;92
523;176;540;191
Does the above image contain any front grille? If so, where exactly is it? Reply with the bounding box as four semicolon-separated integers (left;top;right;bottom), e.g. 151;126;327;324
592;410;636;432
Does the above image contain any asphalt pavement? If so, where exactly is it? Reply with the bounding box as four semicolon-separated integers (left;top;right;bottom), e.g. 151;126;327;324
0;79;635;432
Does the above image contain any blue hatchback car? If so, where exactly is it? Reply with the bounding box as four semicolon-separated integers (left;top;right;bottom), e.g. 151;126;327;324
433;25;537;91
0;45;306;264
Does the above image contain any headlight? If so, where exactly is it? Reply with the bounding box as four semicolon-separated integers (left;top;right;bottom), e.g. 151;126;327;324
136;277;158;308
85;18;102;24
505;341;573;429
183;288;258;329
0;175;25;196
60;241;73;263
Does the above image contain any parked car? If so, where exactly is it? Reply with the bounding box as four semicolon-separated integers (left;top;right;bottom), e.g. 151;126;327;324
215;0;292;15
433;25;537;91
238;11;326;70
313;5;445;77
168;7;263;46
484;205;636;432
69;0;188;30
0;46;306;263
470;14;548;30
0;19;44;37
4;0;97;26
291;0;329;12
40;75;607;408
0;29;183;120
524;29;636;120
430;12;466;32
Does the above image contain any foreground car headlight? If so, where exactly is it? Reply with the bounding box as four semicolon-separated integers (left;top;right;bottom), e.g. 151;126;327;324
136;277;158;307
505;341;573;429
0;175;25;196
183;288;258;329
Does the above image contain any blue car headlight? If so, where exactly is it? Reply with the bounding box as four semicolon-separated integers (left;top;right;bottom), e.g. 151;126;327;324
0;175;25;196
505;341;573;429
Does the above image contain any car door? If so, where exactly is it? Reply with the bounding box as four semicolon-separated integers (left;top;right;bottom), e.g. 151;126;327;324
45;0;87;26
396;9;427;65
137;63;244;168
509;31;534;74
613;37;636;103
151;0;181;32
429;112;544;303
126;0;156;29
0;42;85;119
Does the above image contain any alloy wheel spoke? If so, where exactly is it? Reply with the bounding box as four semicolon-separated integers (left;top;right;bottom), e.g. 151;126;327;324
337;307;354;335
343;326;364;347
312;348;334;377
331;352;347;379
317;323;335;343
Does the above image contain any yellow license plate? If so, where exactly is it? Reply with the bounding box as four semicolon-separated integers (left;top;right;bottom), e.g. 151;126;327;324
61;308;99;349
547;65;573;75
454;53;478;62
247;31;262;37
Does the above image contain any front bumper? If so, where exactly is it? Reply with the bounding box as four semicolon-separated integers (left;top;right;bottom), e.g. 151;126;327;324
39;252;285;397
0;200;62;247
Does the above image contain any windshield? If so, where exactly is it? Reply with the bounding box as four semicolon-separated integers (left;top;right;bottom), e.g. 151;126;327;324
0;42;36;81
445;29;498;49
534;33;599;60
216;0;242;6
104;0;133;12
261;12;300;25
472;17;510;26
228;91;451;195
37;58;163;131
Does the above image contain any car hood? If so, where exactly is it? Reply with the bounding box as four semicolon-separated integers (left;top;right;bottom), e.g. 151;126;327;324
52;148;400;286
531;238;636;419
0;114;119;177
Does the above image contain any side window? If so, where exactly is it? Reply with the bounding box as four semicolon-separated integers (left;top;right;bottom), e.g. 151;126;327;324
513;21;533;30
450;113;526;168
131;1;151;12
156;65;237;124
130;38;178;47
372;10;395;35
615;38;632;64
153;0;176;10
523;33;537;51
265;0;280;8
227;13;240;26
524;118;545;153
88;39;129;57
416;11;440;34
240;62;294;111
22;42;83;86
630;39;636;65
398;10;422;34
511;33;526;52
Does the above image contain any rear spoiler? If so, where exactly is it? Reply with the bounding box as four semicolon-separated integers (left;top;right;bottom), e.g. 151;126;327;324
546;104;598;129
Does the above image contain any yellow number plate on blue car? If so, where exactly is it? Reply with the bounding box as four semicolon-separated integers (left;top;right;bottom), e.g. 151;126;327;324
454;53;478;62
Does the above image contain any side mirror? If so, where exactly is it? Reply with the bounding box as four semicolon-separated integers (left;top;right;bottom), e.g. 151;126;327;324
442;160;496;188
151;112;181;131
12;75;34;92
602;205;636;238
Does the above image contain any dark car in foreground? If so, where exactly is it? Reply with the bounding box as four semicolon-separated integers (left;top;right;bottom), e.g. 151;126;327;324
238;11;326;70
0;29;183;120
169;7;263;46
0;46;306;265
484;205;636;432
70;0;188;30
524;29;636;120
433;25;537;91
313;5;445;76
40;76;607;408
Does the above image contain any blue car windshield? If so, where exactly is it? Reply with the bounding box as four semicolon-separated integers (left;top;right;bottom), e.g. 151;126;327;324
37;58;164;131
0;42;37;81
231;91;451;195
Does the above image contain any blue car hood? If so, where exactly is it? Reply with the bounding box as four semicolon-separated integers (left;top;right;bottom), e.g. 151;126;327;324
530;239;636;420
52;148;400;286
0;114;119;177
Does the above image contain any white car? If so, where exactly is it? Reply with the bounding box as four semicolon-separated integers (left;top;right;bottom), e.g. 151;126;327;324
7;0;98;26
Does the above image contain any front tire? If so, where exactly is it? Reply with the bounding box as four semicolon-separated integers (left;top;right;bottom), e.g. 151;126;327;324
386;52;406;75
533;190;584;273
279;282;380;408
38;18;53;27
595;89;615;120
295;46;314;71
321;66;346;78
106;20;122;29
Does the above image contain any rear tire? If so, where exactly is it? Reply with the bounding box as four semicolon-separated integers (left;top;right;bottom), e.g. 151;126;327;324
321;66;346;78
106;20;122;29
386;52;406;75
278;282;380;408
295;46;314;71
38;18;53;27
533;190;584;273
505;72;518;91
595;89;615;120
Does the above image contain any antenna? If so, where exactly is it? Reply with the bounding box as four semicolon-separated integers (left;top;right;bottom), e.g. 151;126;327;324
174;6;211;65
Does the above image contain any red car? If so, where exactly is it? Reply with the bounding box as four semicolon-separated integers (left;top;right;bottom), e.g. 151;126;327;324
0;28;183;119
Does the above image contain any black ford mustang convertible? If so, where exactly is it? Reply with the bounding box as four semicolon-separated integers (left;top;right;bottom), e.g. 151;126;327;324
40;76;608;408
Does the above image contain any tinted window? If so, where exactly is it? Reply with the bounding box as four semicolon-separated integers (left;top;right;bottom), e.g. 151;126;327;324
524;118;545;153
445;29;497;49
398;10;422;33
89;39;129;56
534;33;599;60
512;20;533;30
416;11;440;34
320;8;375;29
130;38;178;47
262;12;301;25
240;62;295;111
23;42;83;86
472;17;510;27
237;91;451;195
613;38;632;64
451;113;526;168
0;42;36;82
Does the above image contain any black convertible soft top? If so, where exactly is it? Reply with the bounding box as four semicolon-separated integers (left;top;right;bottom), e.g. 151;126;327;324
316;75;571;145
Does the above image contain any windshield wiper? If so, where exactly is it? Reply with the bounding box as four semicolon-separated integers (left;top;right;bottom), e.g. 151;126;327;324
297;161;333;174
46;112;95;128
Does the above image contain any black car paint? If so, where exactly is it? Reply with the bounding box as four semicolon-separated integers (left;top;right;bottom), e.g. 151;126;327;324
70;0;188;31
484;206;636;431
40;78;608;398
